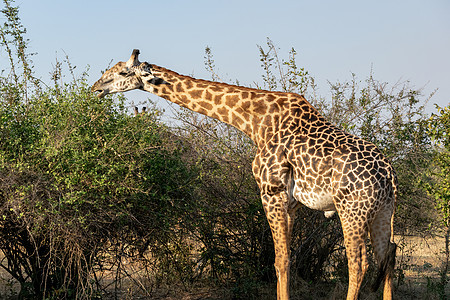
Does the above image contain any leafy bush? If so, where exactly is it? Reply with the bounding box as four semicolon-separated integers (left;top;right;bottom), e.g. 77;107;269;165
1;2;196;298
0;67;198;298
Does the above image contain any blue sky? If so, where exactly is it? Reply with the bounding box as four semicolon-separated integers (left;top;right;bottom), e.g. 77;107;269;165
6;0;450;113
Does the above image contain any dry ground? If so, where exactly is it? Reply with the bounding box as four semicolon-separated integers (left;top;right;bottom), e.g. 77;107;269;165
0;235;448;299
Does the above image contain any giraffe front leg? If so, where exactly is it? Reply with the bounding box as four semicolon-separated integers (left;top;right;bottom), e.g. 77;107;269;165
262;192;296;300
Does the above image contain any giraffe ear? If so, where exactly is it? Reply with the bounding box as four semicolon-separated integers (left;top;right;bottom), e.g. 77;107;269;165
126;49;140;67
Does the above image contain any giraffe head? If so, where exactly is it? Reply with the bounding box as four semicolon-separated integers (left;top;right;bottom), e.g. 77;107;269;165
91;49;163;98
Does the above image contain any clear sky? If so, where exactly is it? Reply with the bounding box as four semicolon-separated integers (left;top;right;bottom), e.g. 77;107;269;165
5;0;450;113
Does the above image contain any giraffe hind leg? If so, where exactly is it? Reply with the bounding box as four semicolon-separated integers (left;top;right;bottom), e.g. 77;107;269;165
340;215;369;300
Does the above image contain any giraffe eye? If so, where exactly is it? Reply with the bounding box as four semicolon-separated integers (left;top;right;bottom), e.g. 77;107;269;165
120;70;135;77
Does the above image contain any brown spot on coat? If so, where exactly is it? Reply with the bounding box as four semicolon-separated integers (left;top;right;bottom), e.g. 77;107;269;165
226;95;239;107
217;106;228;117
214;94;223;105
199;101;213;110
242;101;251;110
185;80;193;89
266;94;275;102
190;90;202;99
253;101;268;114
277;97;288;106
205;90;213;100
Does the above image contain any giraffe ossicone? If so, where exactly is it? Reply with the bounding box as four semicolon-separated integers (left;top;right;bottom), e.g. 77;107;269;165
92;49;398;300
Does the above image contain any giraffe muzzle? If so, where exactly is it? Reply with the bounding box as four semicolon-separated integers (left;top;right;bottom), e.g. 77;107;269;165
91;82;107;98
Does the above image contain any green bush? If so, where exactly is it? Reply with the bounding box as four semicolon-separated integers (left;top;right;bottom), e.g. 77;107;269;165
1;3;196;297
0;65;198;298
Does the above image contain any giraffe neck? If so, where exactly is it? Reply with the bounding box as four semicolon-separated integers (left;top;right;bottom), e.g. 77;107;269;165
141;65;292;143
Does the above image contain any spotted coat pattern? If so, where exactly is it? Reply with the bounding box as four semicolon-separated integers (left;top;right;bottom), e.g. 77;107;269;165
91;50;397;300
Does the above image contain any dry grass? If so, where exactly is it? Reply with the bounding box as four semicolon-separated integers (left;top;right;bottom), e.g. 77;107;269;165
394;235;449;300
0;235;448;299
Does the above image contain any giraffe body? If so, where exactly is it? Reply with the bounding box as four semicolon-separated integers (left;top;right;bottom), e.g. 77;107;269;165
92;50;397;300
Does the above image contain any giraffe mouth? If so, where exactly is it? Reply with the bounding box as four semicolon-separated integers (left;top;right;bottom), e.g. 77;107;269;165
91;86;107;98
91;81;108;98
96;90;106;98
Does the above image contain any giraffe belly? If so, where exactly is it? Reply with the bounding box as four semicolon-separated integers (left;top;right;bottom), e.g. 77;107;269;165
292;181;336;214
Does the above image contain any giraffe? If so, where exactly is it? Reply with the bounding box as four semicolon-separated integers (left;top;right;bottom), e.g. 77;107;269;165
91;49;397;300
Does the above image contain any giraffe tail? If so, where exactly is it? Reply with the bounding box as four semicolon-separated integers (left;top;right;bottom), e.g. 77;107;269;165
372;167;398;292
372;240;397;292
